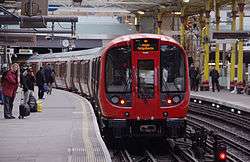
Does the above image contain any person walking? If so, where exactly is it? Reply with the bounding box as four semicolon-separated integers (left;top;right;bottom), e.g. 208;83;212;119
210;66;220;92
36;67;45;99
2;63;19;119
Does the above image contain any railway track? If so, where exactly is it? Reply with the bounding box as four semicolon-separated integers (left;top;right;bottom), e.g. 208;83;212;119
188;104;250;162
190;102;250;131
109;138;198;162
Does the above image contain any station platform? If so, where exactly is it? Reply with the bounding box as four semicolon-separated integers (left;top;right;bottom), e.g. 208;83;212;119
191;90;250;113
0;88;111;162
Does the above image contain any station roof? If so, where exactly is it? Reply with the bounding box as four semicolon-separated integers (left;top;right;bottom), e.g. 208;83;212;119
49;0;250;16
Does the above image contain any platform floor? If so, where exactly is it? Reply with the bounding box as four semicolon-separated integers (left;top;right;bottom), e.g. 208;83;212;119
0;88;111;162
191;90;250;113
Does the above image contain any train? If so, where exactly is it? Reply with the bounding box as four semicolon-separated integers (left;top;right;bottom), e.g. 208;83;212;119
28;34;190;139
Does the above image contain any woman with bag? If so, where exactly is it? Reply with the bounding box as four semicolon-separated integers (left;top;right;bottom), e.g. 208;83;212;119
2;63;19;119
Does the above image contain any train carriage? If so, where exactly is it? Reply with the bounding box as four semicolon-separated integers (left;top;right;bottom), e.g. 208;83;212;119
28;34;189;139
98;34;189;138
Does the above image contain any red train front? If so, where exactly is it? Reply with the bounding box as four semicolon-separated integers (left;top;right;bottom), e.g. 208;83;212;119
98;34;190;139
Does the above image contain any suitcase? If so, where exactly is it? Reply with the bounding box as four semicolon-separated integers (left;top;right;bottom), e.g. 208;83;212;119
28;95;37;112
18;103;30;119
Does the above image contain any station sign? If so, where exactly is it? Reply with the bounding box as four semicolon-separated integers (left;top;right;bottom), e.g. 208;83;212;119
0;33;36;47
134;39;158;51
213;32;250;39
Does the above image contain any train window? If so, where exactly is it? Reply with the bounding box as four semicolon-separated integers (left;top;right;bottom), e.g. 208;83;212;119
106;46;131;93
138;60;154;99
160;45;185;92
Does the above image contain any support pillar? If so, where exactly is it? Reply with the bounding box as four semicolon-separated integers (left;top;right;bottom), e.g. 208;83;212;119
230;0;237;90
237;1;245;92
199;12;205;68
157;12;162;34
200;0;211;91
215;6;220;73
180;7;186;48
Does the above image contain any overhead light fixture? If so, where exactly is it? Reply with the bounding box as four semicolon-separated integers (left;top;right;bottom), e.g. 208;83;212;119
160;5;166;9
137;11;145;15
183;0;190;2
172;12;182;15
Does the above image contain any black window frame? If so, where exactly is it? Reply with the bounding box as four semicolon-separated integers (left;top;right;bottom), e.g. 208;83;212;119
160;45;186;93
105;45;132;93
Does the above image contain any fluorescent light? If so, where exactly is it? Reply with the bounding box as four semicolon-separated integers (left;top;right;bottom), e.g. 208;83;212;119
183;0;190;2
137;11;145;15
134;17;138;25
172;12;182;15
160;5;166;9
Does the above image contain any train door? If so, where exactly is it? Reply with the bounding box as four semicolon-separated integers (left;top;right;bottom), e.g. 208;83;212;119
132;39;160;118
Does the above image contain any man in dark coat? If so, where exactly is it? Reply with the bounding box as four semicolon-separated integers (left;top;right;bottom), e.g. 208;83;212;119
36;67;45;99
22;68;36;104
189;63;197;91
44;64;54;94
2;63;19;119
210;66;220;92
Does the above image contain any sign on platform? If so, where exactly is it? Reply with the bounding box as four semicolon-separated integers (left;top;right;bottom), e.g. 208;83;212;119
213;32;250;39
215;39;237;44
0;33;37;47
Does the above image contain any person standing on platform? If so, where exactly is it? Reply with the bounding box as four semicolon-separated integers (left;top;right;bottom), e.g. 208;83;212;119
36;67;45;99
22;68;36;104
195;67;201;91
44;64;53;94
210;66;220;92
2;63;19;119
0;64;9;105
48;68;55;95
189;63;196;91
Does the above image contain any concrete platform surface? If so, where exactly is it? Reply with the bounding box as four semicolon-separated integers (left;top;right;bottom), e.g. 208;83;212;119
191;91;250;113
0;88;111;162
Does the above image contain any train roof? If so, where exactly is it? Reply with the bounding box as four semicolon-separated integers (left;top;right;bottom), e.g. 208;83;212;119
107;34;179;46
28;47;102;62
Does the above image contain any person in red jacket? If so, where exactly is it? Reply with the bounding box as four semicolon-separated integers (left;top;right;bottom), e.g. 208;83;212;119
2;63;19;119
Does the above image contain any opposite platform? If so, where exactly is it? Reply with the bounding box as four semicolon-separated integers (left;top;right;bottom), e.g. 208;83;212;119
191;91;250;113
0;88;111;162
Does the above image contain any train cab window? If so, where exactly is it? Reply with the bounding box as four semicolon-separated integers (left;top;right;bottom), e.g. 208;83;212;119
160;45;185;92
138;60;154;99
106;46;131;93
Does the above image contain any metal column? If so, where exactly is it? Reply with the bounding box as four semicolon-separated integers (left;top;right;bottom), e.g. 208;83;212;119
157;12;162;34
237;1;245;91
230;0;237;90
201;0;211;91
180;7;186;48
215;5;220;73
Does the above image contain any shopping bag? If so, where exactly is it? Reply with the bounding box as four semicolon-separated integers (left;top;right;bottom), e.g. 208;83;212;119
37;99;42;112
43;84;49;92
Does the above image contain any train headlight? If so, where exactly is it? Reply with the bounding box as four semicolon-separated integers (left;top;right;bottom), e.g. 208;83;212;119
120;98;126;105
111;96;119;104
166;96;173;105
167;98;173;104
173;96;180;104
